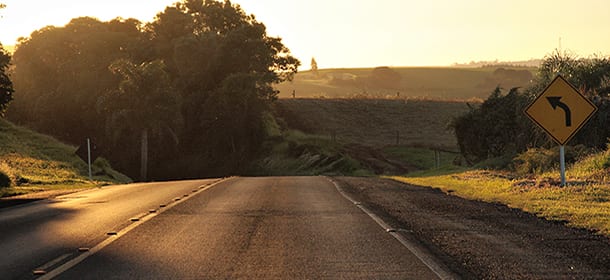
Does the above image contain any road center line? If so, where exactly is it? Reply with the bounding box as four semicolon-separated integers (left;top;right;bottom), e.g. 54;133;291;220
326;177;459;280
37;178;233;280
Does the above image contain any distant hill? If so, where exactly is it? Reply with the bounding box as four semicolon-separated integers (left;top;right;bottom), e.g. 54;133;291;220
451;59;542;68
275;66;536;99
0;118;131;198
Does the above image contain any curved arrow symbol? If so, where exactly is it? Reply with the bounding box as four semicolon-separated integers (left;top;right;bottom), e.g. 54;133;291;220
547;96;572;127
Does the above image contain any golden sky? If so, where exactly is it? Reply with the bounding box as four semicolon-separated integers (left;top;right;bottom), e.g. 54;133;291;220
1;0;609;68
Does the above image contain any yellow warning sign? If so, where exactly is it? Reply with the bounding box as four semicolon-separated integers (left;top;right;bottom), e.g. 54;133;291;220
525;75;597;145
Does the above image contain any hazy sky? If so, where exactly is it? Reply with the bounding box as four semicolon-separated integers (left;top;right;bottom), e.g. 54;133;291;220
1;0;609;68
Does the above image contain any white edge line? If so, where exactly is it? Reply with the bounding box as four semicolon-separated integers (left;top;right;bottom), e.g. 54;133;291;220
35;253;73;272
326;177;459;280
37;177;234;280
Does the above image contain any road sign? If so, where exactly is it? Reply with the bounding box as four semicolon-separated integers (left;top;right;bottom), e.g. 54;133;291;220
524;75;597;145
75;139;99;163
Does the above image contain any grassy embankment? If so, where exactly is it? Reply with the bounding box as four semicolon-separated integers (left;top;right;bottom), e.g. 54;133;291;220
0;118;131;198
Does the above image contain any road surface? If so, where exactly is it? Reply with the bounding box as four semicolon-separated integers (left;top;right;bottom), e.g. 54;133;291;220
0;179;220;279
1;177;447;279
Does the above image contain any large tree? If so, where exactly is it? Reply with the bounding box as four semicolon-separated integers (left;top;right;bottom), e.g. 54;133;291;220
10;17;147;141
146;0;300;176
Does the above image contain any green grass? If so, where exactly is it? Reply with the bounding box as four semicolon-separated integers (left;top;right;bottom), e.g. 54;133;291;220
382;146;457;170
391;148;610;236
0;118;131;198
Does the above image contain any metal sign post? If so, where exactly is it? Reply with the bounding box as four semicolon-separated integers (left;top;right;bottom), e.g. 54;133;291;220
87;138;92;181
75;138;99;181
559;145;566;186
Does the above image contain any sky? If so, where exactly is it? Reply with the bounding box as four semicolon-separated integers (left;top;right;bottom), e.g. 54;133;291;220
1;0;609;69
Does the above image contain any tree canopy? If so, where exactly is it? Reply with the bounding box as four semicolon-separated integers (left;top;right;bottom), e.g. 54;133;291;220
0;44;13;116
8;0;300;179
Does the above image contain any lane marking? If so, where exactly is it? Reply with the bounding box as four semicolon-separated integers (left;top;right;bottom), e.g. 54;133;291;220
33;253;72;275
37;178;233;279
326;177;459;280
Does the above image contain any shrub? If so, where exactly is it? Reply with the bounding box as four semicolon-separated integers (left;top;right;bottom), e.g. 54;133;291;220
451;87;536;164
0;171;10;188
513;145;591;175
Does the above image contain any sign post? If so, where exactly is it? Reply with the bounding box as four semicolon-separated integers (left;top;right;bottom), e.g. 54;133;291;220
75;138;99;181
87;138;92;181
559;145;566;186
524;75;597;186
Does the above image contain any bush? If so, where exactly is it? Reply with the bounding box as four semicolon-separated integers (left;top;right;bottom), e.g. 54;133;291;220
451;87;536;164
513;145;591;175
513;148;557;175
0;171;10;188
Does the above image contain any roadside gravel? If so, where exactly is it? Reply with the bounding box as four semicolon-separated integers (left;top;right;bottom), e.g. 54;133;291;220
334;177;610;279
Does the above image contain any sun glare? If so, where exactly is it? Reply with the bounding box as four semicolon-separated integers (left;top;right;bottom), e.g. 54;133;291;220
1;0;610;67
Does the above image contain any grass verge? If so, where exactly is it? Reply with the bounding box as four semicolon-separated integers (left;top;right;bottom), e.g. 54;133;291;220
391;162;610;237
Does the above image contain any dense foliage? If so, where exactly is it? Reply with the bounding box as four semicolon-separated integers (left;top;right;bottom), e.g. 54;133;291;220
0;44;13;116
8;0;300;179
452;50;610;167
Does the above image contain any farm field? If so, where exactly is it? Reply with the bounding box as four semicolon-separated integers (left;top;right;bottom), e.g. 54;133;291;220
275;98;470;150
275;66;536;99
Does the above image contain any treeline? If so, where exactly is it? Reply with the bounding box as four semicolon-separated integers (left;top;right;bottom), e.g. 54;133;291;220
7;0;299;180
452;50;610;171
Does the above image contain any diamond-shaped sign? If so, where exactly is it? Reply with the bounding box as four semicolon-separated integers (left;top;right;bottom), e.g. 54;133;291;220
75;139;99;163
525;75;597;145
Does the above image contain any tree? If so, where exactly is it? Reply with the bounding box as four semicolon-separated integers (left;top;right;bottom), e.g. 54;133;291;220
147;0;300;176
0;44;13;116
369;66;401;89
10;17;147;141
0;0;11;115
104;59;181;181
311;57;318;77
8;0;300;179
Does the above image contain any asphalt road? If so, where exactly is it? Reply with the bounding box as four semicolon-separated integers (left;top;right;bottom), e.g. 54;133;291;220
0;179;220;279
8;176;447;279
